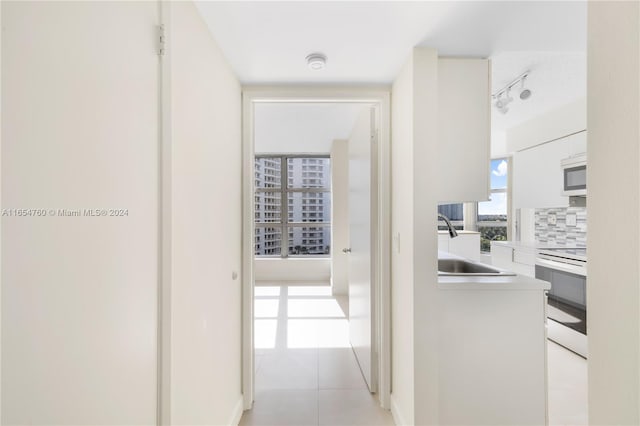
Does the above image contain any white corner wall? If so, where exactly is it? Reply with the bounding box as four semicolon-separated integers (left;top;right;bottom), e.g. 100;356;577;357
390;52;416;426
2;2;159;423
390;47;440;426
411;48;441;426
168;2;243;425
331;139;349;295
587;2;640;424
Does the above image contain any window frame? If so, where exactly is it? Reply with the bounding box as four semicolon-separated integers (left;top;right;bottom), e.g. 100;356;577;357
475;156;512;253
254;154;331;258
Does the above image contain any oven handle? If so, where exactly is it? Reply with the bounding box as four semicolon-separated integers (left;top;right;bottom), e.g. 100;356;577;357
535;257;587;277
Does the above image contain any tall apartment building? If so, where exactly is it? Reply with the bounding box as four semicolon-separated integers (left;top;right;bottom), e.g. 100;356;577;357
255;157;331;256
254;157;282;255
437;203;464;223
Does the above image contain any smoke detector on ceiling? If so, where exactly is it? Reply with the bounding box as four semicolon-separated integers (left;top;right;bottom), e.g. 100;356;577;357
306;53;327;70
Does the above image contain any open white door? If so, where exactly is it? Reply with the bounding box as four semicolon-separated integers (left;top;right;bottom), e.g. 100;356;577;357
347;107;377;392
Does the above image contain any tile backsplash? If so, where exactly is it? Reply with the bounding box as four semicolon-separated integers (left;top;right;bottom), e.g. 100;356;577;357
535;207;587;247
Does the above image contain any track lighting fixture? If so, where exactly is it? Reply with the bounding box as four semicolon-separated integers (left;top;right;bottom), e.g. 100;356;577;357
492;71;532;114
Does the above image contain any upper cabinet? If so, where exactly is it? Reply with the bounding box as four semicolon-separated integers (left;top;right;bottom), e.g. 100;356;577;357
508;99;587;210
436;58;491;203
512;131;587;209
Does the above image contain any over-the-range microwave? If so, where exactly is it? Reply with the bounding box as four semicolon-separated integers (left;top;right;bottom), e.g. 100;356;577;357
561;153;587;196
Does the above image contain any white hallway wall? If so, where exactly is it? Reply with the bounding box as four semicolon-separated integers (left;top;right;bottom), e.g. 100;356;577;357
1;2;159;423
1;1;243;424
168;2;243;425
587;2;640;424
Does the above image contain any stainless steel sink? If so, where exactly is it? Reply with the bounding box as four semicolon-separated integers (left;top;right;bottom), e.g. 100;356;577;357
438;258;516;276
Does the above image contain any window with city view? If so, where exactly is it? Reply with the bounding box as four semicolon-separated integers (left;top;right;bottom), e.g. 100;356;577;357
254;156;331;257
478;158;509;252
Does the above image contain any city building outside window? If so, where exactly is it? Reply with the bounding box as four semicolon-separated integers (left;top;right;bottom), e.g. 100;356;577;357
254;155;331;257
437;203;464;230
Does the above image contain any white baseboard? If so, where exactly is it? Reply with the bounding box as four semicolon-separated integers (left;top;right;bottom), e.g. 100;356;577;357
228;394;244;426
390;394;409;426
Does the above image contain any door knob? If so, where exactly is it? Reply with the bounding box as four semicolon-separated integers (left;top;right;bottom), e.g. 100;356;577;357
342;248;351;253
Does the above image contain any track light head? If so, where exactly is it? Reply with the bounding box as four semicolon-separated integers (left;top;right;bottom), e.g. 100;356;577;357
518;75;532;100
494;95;509;114
504;88;514;103
494;89;513;110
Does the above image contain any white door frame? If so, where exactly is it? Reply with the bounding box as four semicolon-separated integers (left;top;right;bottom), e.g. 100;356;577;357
241;86;391;411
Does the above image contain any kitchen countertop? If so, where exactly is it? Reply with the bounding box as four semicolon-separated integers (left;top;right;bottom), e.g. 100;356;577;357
438;230;480;235
491;240;586;251
437;251;551;291
491;240;541;250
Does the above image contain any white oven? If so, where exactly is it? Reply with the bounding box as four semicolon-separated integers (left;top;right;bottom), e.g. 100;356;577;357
561;153;587;196
536;248;587;358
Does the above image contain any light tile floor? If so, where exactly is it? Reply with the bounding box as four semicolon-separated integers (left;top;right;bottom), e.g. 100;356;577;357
240;282;394;426
243;282;588;426
547;340;588;425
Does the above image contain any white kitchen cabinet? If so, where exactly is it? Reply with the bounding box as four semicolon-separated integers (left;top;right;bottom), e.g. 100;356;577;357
437;58;491;203
438;231;481;262
438;233;450;253
449;233;481;262
512;130;587;210
438;285;548;425
491;242;536;277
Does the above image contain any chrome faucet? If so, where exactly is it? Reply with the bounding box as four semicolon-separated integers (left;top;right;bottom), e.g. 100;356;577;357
438;213;459;238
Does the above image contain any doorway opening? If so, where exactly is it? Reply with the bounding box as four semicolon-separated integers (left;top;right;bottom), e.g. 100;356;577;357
241;90;391;422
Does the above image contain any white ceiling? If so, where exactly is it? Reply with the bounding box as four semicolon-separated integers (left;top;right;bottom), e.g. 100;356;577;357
195;1;586;84
195;1;587;146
